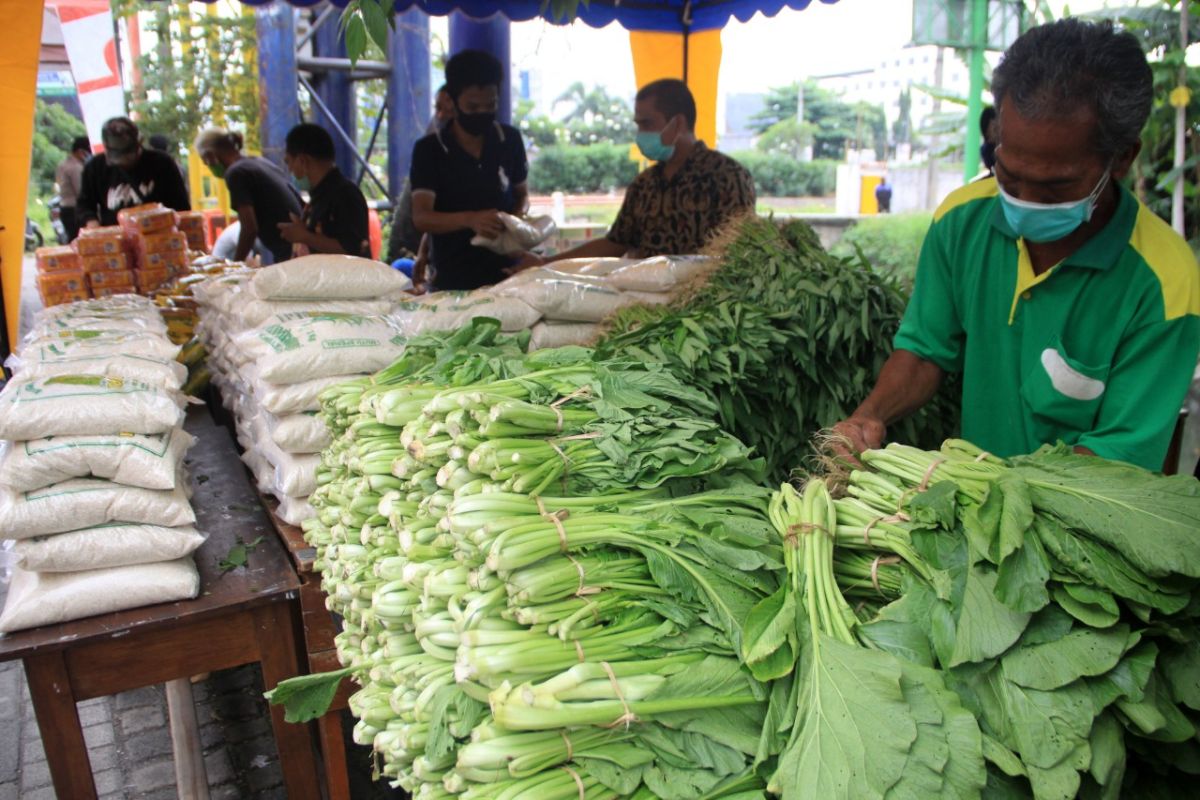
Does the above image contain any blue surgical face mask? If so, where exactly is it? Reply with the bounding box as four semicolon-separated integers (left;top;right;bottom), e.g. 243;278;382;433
997;169;1111;243
636;128;676;162
292;173;310;192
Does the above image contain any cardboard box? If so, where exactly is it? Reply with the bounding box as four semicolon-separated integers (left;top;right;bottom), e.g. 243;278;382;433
35;246;81;273
88;269;136;290
81;253;130;273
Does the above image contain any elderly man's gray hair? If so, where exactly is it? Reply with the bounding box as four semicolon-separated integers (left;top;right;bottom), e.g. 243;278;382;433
991;18;1152;157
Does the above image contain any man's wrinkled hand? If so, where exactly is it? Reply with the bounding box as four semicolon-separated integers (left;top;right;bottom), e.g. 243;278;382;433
830;415;886;465
277;213;310;245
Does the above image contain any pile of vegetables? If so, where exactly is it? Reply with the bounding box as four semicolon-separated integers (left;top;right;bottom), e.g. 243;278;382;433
268;318;1200;800
280;320;793;797
745;442;1200;799
596;215;959;481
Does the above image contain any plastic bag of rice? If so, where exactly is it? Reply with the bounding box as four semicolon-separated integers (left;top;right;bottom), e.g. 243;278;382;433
251;254;412;301
491;272;639;322
392;292;541;335
0;478;195;539
13;524;206;572
19;330;182;363
0;558;200;633
7;351;187;390
254;375;354;416
275;496;315;526
470;213;556;256
234;314;405;384
266;412;332;454
603;255;717;292
547;257;640;276
0;376;185;441
232;298;398;330
0;427;194;492
256;440;321;498
529;321;601;350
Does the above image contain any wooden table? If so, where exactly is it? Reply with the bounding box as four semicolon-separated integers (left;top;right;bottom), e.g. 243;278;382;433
259;495;353;800
0;408;322;800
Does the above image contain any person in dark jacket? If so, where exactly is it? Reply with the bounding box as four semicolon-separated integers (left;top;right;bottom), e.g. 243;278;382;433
76;117;190;228
278;123;370;258
195;126;303;264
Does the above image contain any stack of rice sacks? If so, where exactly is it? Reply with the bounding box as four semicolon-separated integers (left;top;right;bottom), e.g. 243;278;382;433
0;295;202;633
118;203;191;294
194;255;413;525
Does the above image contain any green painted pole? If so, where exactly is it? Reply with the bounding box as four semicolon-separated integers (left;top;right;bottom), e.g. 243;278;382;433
963;0;988;182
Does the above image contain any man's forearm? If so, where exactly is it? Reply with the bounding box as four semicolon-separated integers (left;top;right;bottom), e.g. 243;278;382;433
852;349;945;425
305;230;350;255
413;209;475;235
545;238;627;263
234;225;258;262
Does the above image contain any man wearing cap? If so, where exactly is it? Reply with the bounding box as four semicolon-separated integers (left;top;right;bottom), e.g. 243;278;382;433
77;117;190;228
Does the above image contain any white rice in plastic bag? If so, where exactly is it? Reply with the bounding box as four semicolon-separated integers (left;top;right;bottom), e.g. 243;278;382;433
267;412;332;454
20;330;182;362
235;314;405;384
26;310;167;341
491;273;639;322
540;257;639;277
470;214;556;255
251;254;412;300
0;426;194;492
275;496;315;526
13;524;206;572
0;478;195;540
7;351;187;391
529;321;601;350
393;292;541;335
258;441;321;498
0;376;185;440
254;375;353;416
232;298;397;330
602;255;717;292
0;558;200;633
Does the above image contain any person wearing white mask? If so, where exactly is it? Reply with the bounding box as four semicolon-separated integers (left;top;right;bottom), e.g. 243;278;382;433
534;79;755;265
836;19;1200;472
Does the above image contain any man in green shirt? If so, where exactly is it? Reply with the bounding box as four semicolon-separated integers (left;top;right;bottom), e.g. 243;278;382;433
838;19;1200;472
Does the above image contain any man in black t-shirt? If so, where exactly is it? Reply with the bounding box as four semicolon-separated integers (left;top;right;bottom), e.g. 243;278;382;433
195;126;302;264
278;124;370;258
77;117;190;228
410;50;530;291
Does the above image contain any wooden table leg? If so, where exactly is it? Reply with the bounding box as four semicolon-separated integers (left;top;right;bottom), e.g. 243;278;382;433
254;600;322;800
165;678;210;800
318;711;352;800
24;651;98;800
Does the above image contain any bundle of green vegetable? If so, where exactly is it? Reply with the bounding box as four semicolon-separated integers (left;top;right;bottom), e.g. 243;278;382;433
595;215;959;481
270;319;802;798
745;443;1200;799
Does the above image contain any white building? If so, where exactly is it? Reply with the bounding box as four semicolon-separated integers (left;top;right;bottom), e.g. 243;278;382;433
813;44;973;134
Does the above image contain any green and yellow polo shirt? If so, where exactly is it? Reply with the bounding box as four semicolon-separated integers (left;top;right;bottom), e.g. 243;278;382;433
895;177;1200;471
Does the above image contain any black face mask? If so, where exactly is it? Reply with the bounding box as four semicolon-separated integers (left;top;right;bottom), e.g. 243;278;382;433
457;110;495;136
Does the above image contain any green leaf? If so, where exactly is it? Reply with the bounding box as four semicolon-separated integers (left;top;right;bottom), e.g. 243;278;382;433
1159;640;1200;711
739;584;799;681
948;565;1032;667
359;0;392;54
218;535;266;573
1052;584;1120;629
343;14;367;66
1087;711;1126;791
1000;625;1132;691
769;634;917;799
1013;454;1200;578
994;523;1051;614
263;667;353;723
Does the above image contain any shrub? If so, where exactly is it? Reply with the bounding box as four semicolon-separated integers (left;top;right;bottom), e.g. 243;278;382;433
528;144;639;194
831;212;933;283
729;153;837;197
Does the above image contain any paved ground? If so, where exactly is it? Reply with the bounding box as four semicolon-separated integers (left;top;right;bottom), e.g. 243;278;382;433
0;655;290;800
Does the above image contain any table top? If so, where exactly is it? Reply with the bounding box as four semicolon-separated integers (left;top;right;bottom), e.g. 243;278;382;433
0;406;300;660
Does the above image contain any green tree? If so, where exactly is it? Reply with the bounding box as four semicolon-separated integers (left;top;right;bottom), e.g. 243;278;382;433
554;82;634;146
756;117;817;159
751;81;887;160
111;1;259;160
893;88;913;146
30;100;87;201
515;99;564;149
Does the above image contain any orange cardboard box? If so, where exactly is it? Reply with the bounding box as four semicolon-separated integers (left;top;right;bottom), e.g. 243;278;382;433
81;253;130;273
125;207;177;234
176;211;206;232
75;233;126;256
135;268;171;293
35;246;81;273
141;249;190;272
88;269;136;290
91;285;137;298
136;231;187;255
116;203;163;227
37;270;87;295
